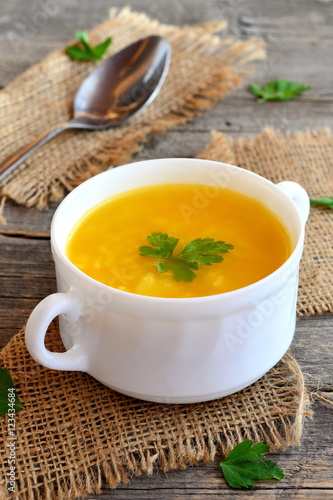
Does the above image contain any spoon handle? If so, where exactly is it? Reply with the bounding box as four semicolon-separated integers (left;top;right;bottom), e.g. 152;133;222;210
0;124;70;183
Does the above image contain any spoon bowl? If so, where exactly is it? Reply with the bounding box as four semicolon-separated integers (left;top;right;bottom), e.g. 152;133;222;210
73;36;170;129
0;36;171;180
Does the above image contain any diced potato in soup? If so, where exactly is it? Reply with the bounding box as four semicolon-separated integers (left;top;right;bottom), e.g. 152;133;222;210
66;183;292;298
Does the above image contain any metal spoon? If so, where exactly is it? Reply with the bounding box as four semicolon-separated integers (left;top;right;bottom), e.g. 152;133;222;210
0;36;171;182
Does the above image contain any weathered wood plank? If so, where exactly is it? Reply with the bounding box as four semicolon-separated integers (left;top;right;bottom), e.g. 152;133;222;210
1;231;333;389
292;315;333;389
84;398;333;498
87;492;333;500
89;488;333;499
1;0;333;92
2;252;331;498
1;96;332;164
0;297;43;346
0;234;54;277
1;0;333;498
0;200;56;237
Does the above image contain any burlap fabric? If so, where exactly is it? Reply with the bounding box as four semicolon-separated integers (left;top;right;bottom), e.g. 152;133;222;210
0;8;320;500
0;7;264;209
0;326;310;500
198;128;333;317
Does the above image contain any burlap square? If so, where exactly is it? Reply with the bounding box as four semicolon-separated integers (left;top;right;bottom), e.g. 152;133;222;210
0;9;321;500
198;128;333;317
0;327;310;500
0;7;264;209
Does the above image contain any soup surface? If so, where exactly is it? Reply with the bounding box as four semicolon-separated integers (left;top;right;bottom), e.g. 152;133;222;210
66;183;292;298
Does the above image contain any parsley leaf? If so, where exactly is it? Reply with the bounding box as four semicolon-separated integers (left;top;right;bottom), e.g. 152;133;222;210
249;80;311;102
0;368;24;415
178;238;234;265
94;38;114;59
66;31;112;61
156;258;199;282
139;232;233;282
140;232;179;259
220;440;285;489
310;197;333;210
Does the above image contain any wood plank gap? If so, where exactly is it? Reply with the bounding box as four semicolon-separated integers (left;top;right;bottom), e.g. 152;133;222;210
0;231;50;240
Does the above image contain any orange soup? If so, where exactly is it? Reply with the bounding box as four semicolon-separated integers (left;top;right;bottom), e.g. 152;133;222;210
66;183;292;298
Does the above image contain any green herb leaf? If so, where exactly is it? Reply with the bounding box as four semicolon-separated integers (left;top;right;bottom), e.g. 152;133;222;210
249;80;311;102
220;440;285;489
66;31;112;61
139;233;233;282
74;31;90;44
74;30;95;56
156;259;199;282
178;238;234;265
93;38;113;59
248;83;264;97
310;197;333;210
139;232;179;259
65;46;96;61
0;368;24;415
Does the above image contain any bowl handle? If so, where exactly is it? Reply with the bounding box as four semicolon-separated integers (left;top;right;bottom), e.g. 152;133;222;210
277;181;310;226
25;291;89;371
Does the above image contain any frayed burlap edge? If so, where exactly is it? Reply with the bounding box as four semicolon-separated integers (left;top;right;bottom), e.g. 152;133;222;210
0;7;265;213
0;325;312;500
198;128;333;317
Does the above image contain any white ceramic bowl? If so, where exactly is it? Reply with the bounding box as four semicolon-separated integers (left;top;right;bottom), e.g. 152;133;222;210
25;159;309;403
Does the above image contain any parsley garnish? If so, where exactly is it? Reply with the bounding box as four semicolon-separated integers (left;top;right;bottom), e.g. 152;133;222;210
139;232;234;282
0;368;24;415
249;80;310;102
66;31;112;61
310;197;333;210
220;440;285;489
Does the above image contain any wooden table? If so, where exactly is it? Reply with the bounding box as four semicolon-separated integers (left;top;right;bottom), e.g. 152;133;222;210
1;1;333;498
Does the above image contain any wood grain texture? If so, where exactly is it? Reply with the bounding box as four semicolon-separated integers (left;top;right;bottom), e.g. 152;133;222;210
0;0;333;498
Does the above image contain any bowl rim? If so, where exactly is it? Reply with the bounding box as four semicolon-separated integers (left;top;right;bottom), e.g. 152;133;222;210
51;157;306;304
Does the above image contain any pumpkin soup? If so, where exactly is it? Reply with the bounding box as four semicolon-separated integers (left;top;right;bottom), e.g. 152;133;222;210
66;183;292;298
